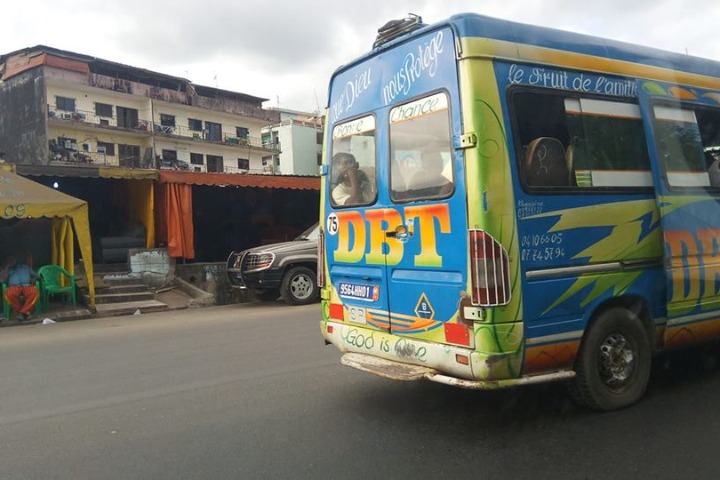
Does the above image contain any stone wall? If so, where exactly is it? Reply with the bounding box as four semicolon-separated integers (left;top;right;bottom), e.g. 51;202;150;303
175;262;249;305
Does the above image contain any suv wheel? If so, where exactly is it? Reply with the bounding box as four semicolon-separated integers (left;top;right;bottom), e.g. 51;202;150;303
280;267;318;305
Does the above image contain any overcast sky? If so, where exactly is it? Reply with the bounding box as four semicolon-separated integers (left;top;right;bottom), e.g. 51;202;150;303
3;1;719;113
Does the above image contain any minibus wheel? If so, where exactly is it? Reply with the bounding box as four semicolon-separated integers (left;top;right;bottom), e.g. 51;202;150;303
570;307;651;411
280;267;318;305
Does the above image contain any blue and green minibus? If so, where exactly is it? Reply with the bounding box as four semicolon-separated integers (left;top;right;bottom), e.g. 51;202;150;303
318;13;720;410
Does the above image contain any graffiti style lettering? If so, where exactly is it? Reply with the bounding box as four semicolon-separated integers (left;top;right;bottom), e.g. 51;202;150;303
342;328;376;350
341;327;427;362
666;228;720;306
405;204;450;267
508;64;524;84
334;210;366;263
572;74;593;92
394;338;427;362
333;204;451;267
528;68;569;89
381;31;445;105
330;67;373;123
365;208;403;265
389;96;441;123
507;64;638;98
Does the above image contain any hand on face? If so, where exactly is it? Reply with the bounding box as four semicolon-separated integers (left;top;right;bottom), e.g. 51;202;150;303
340;161;358;182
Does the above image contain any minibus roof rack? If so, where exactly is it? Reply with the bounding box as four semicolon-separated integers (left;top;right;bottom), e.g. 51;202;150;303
373;13;424;49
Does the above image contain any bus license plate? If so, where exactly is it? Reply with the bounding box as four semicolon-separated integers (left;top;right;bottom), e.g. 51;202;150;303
338;282;379;302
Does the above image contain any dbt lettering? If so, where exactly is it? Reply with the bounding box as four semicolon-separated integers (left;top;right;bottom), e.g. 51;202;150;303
333;204;451;267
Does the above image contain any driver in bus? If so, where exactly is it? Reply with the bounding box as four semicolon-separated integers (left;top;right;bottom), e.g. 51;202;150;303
331;152;374;206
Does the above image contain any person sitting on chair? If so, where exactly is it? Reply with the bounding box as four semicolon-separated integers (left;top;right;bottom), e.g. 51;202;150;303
0;256;39;322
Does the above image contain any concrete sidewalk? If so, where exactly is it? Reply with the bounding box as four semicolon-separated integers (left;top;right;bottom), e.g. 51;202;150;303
0;286;193;327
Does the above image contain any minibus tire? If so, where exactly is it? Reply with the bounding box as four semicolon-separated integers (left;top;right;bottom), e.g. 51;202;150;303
280;267;318;305
570;307;651;411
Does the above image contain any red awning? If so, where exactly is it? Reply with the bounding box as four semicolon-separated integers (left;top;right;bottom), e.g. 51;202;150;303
157;170;319;190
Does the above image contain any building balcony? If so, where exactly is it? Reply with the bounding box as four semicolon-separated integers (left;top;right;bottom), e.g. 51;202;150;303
46;106;281;153
151;124;279;153
47;106;151;133
48;149;152;168
47;147;279;175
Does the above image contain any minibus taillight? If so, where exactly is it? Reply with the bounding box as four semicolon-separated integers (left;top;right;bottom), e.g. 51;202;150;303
317;227;325;288
469;230;510;306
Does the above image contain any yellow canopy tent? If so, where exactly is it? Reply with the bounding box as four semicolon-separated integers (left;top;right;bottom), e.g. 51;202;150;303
0;169;95;306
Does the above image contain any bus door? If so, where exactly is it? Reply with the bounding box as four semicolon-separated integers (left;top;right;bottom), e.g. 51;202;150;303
383;91;472;348
639;82;720;343
325;115;393;332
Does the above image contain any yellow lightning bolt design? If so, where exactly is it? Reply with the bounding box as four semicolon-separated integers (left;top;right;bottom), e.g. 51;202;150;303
530;200;663;314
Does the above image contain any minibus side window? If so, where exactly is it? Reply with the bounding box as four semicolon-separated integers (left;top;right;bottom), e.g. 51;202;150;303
511;89;651;189
652;104;720;188
389;92;454;202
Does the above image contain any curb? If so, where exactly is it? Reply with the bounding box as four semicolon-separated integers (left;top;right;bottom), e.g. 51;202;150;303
174;278;215;308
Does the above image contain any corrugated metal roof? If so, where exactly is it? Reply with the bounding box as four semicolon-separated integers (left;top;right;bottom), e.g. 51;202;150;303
16;164;157;180
158;170;320;190
15;164;320;190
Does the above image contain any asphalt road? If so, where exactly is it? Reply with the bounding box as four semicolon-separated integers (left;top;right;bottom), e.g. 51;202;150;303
1;302;720;479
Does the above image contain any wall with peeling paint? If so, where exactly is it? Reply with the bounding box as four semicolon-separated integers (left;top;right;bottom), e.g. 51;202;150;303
0;70;48;164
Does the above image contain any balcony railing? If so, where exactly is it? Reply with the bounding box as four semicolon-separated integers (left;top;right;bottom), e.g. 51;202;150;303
47;105;150;131
47;106;279;152
47;148;281;175
218;165;276;175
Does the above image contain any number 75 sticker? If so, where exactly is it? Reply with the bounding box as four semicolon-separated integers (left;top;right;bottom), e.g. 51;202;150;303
326;213;339;235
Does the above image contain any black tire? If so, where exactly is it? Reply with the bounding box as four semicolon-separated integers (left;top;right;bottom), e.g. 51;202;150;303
280;267;318;305
251;289;280;302
569;307;652;411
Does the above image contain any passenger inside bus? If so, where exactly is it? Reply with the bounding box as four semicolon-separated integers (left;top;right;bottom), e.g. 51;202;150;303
331;152;374;206
404;150;453;198
707;151;720;187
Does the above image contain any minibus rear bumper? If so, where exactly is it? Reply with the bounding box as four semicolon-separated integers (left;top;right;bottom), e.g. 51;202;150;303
321;321;575;389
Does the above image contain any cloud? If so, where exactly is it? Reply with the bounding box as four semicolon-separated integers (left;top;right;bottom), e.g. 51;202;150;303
2;0;719;111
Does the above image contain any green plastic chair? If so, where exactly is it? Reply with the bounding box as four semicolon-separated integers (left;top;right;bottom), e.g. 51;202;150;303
2;281;42;320
37;265;77;312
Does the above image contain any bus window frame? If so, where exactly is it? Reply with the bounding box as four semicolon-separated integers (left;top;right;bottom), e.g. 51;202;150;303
507;85;654;196
648;98;720;194
387;88;456;204
328;112;379;209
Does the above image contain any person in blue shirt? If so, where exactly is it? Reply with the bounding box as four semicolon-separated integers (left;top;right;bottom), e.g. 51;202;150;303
0;256;39;322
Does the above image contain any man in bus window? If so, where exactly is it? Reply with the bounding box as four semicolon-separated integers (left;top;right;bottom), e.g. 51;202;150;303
406;150;453;197
331;152;373;206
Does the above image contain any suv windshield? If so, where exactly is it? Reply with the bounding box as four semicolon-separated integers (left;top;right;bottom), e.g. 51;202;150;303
296;223;319;241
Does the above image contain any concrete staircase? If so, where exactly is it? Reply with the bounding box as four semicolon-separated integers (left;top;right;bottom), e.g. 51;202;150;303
88;273;170;317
